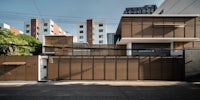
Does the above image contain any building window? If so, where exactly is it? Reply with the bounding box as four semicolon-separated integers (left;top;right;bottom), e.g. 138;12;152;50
26;30;29;33
99;40;103;44
80;25;83;28
44;23;48;26
26;24;30;28
99;24;103;27
99;35;103;38
79;36;84;39
80;30;83;33
99;29;103;32
44;29;48;32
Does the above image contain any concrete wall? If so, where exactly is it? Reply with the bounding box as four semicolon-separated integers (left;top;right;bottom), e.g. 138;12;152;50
0;56;38;81
185;50;200;79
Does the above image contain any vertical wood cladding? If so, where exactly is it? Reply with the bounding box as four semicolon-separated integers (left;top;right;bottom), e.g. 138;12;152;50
0;56;38;81
163;18;174;37
143;18;153;37
119;16;200;49
185;18;195;37
47;56;184;81
196;17;200;38
154;18;164;37
122;18;132;37
174;18;184;37
87;19;93;44
132;18;142;37
121;17;198;38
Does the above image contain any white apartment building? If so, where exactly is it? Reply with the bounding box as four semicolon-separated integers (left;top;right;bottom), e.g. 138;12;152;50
24;19;66;42
0;23;23;35
77;19;107;44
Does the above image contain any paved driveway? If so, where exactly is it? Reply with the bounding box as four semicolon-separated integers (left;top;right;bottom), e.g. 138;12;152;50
0;81;200;100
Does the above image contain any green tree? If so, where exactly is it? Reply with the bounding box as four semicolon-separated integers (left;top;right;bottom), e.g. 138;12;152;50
0;29;42;56
17;34;42;55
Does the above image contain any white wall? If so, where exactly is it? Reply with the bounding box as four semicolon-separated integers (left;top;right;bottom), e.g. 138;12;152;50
77;22;87;43
77;20;107;44
93;21;107;44
38;55;48;81
39;19;52;42
0;23;10;30
24;21;31;35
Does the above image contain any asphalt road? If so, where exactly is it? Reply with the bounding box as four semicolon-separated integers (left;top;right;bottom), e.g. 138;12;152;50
0;81;200;100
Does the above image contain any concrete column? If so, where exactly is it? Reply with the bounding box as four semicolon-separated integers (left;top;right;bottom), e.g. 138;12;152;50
127;43;132;56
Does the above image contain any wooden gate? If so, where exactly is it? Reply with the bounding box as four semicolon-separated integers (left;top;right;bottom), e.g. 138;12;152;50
47;56;184;81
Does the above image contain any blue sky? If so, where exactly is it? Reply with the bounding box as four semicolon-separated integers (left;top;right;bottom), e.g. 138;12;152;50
0;0;164;36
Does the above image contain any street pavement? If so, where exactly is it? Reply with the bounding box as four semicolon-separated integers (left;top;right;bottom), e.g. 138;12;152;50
0;81;200;100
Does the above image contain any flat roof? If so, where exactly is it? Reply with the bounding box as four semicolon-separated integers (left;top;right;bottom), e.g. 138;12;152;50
122;14;200;17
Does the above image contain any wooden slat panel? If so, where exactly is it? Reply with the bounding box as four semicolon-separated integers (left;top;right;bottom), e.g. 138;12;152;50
59;58;70;80
94;58;104;80
128;58;139;80
105;57;115;80
162;58;173;80
122;18;132;37
164;18;174;37
154;18;164;37
132;18;142;37
71;58;81;80
139;57;150;80
0;56;5;80
143;18;153;37
150;57;162;80
26;56;38;80
174;18;184;37
15;65;25;80
185;18;195;38
117;57;127;80
196;17;200;38
48;58;58;80
82;58;93;80
173;58;183;80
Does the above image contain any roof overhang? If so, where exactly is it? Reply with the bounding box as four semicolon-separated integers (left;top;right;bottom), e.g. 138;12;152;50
122;14;200;17
117;38;200;44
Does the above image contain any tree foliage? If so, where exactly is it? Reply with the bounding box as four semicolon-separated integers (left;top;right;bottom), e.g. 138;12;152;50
0;29;42;56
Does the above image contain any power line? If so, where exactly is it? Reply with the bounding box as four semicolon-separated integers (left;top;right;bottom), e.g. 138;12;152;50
32;0;44;21
0;10;120;21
